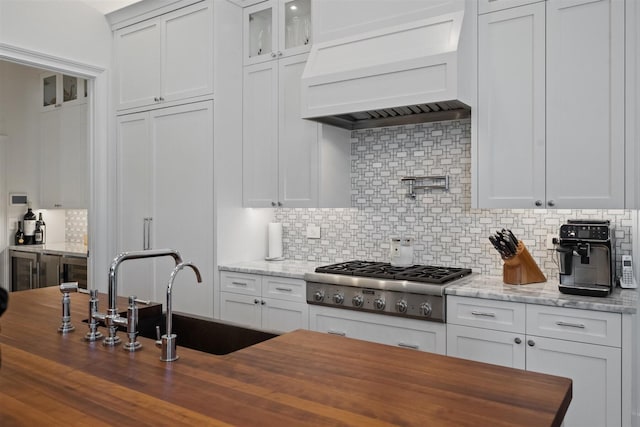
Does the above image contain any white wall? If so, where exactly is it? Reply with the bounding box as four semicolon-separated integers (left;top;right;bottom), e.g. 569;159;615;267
0;1;111;69
213;0;274;318
0;0;113;292
0;61;41;232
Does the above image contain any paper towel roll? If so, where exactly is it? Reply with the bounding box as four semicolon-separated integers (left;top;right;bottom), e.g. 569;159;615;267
268;223;283;259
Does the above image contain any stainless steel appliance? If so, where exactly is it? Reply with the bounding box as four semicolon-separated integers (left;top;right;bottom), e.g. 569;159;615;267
304;261;472;323
557;220;615;297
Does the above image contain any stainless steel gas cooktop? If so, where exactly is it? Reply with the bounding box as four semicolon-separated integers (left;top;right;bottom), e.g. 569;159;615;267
304;260;473;323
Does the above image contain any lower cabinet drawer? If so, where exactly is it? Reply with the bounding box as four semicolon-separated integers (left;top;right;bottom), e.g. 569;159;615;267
309;306;446;355
220;271;261;296
447;296;525;333
526;304;621;347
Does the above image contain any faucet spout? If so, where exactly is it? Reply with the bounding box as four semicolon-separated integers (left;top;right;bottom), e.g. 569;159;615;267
108;249;183;312
161;261;202;362
101;248;183;347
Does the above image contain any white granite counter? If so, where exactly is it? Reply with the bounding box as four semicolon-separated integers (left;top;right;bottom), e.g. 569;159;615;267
8;243;88;258
218;261;638;314
218;260;324;280
446;275;638;314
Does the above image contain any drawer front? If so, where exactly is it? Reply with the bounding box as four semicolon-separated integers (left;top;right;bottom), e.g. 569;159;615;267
220;271;261;296
526;305;621;347
447;296;525;333
262;276;306;303
309;306;446;355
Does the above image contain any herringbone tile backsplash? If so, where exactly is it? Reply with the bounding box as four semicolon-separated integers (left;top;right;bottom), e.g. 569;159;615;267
274;119;632;277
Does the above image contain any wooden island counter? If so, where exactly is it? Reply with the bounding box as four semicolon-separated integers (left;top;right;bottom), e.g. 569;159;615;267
0;287;571;426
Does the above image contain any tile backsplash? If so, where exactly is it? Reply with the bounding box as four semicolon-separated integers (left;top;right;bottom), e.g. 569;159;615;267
274;119;633;277
65;209;87;244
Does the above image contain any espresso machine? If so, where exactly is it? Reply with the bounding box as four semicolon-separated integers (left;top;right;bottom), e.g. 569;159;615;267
556;220;615;297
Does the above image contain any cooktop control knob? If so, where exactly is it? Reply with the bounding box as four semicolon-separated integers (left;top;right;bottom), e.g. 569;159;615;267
333;293;344;304
374;298;386;311
396;300;408;313
314;290;325;302
352;295;364;307
420;302;432;317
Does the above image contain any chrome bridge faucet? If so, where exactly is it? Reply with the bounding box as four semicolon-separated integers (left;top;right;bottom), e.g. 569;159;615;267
156;261;202;362
88;249;183;350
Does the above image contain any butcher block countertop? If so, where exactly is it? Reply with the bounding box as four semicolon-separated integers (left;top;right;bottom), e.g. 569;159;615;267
0;288;571;426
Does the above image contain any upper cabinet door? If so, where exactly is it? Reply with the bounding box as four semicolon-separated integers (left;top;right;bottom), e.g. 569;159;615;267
545;0;625;209
243;0;311;66
278;0;312;57
278;53;318;208
161;2;214;103
244;1;278;66
477;3;546;208
243;62;279;207
115;19;162;111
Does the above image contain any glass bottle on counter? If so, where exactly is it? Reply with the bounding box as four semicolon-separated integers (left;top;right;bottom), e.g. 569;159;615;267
36;213;46;244
23;207;36;245
14;221;24;245
34;222;43;245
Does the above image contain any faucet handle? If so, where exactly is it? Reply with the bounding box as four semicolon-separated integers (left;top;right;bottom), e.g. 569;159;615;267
58;282;78;334
123;296;142;352
155;325;162;348
85;289;104;342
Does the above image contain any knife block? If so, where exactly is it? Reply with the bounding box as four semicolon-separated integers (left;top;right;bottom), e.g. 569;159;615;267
503;242;546;285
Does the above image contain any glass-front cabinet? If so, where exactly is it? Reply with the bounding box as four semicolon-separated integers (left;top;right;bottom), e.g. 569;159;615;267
244;0;311;65
40;72;87;111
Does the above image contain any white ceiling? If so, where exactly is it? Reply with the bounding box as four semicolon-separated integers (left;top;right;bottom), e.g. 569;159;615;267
80;0;142;15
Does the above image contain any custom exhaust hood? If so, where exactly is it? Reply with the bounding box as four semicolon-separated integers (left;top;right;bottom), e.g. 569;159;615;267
301;3;472;130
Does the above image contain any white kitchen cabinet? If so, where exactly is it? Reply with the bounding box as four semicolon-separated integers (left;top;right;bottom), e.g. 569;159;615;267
114;1;213;111
447;296;624;427
243;0;311;66
477;3;545;208
220;271;309;332
243;53;349;208
545;0;625;209
40;71;87;112
116;101;214;317
309;305;446;355
39;102;88;209
477;0;625;209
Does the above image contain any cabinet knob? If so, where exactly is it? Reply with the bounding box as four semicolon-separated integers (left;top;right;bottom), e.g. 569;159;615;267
278;51;283;57
535;200;542;207
514;337;522;344
271;201;276;207
277;201;282;207
261;300;266;305
159;96;164;101
527;339;535;347
271;52;277;58
254;298;259;304
547;200;555;207
154;97;159;102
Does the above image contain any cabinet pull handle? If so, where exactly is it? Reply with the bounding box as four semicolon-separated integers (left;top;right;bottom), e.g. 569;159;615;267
327;330;346;336
471;310;496;318
231;281;248;286
397;342;419;350
275;287;292;292
29;261;34;289
555;321;585;329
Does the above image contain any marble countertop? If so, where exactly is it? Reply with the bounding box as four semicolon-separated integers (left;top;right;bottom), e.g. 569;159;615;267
446;274;638;314
219;259;324;280
219;260;638;314
8;242;88;257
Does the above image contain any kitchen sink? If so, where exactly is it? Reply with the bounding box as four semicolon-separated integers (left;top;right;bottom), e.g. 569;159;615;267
137;312;279;355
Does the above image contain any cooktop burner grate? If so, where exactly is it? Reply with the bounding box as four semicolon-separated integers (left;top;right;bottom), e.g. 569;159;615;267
315;261;472;285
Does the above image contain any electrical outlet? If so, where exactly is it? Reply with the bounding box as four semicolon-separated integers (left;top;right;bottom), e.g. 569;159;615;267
546;234;557;250
306;224;321;239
